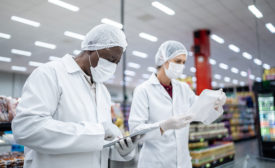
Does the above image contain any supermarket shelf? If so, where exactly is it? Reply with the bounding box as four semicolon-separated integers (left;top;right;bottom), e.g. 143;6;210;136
189;134;228;143
0;122;11;131
193;155;235;168
233;136;256;142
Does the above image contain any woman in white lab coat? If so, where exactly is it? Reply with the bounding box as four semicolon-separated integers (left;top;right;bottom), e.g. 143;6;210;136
129;41;226;168
12;24;138;168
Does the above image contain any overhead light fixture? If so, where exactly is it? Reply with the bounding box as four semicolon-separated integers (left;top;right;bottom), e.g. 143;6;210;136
231;67;239;74
0;56;11;62
265;23;275;33
128;62;140;69
192;77;197;82
211;81;217;87
29;61;43;67
147;67;157;73
48;0;79;12
101;18;123;29
263;63;270;70
132;50;148;58
73;50;81;55
249;74;255;80
210;34;224;44
214;74;222;80
49;56;61;61
240;71;247;77
253;58;262;65
209;58;216;65
219;63;228;70
139;32;158;42
240;81;245;86
232;79;238;85
64;31;85;40
224;77;231;82
35;41;56;49
242;52;252;60
11;66;26;72
124;70;135;76
248;5;263;19
151;1;175;15
0;32;11;39
11;16;40;27
11;49;31;57
190;67;196;73
228;44;240;53
188;51;193;57
256;77;261;82
142;74;150;79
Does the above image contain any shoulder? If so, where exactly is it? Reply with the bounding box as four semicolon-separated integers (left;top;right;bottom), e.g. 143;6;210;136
134;80;151;94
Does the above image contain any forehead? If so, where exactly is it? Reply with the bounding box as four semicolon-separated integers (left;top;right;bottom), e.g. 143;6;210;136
173;54;187;60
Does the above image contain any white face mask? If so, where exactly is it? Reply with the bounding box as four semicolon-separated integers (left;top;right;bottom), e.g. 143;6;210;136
164;62;185;79
90;50;117;83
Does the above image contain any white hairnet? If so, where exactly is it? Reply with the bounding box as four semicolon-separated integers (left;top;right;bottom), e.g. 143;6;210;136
81;24;127;51
155;40;188;66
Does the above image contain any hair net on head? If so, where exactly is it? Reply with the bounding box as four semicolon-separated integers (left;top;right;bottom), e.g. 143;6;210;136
155;40;188;66
81;24;127;51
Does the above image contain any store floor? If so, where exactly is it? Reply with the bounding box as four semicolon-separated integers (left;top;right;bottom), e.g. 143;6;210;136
110;139;275;168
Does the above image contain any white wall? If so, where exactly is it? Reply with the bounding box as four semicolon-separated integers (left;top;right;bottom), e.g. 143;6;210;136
0;71;134;102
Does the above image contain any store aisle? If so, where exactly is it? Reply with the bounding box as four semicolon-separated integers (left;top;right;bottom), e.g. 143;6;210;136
110;139;275;168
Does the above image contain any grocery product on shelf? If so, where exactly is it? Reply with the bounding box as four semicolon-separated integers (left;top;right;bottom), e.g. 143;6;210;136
0;152;24;168
189;123;235;168
0;96;18;122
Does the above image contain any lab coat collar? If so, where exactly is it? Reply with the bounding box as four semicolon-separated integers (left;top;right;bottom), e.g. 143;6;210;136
62;54;82;74
148;73;179;86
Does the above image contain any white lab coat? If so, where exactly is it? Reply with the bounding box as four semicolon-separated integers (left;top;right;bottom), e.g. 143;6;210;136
12;54;134;168
129;74;197;168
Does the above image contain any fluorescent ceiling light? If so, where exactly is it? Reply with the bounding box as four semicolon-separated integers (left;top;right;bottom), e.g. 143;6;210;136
242;52;252;60
11;16;40;27
139;32;158;42
147;67;157;73
132;50;148;58
231;67;239;74
224;77;231;82
49;56;61;61
209;58;216;65
128;62;140;69
219;63;228;70
11;66;26;72
152;1;175;15
188;51;193;57
48;0;79;12
210;34;224;44
240;71;247;77
232;79;238;85
142;74;150;79
214;74;222;80
263;63;270;70
73;50;81;55
253;58;262;65
124;70;135;76
228;44;240;53
240;81;245;86
265;23;275;33
249;74;255;80
256;77;261;82
11;49;31;57
29;61;43;67
0;56;11;62
0;32;11;39
101;18;123;29
248;5;263;19
192;77;197;82
190;67;196;73
64;31;85;40
211;81;217;87
35;41;56;49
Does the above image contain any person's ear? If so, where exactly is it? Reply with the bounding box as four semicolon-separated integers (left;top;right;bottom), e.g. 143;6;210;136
164;61;169;69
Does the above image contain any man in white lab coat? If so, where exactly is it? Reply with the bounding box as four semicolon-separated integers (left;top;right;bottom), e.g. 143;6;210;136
12;24;137;168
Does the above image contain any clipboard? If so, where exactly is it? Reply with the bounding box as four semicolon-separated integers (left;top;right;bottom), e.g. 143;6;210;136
103;125;159;148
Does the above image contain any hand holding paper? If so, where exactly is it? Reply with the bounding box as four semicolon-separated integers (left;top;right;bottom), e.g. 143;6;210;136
160;115;193;132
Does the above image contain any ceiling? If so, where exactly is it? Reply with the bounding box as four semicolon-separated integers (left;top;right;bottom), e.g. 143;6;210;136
0;0;274;89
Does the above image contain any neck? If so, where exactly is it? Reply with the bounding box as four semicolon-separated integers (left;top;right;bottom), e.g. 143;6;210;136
157;67;171;86
74;53;92;77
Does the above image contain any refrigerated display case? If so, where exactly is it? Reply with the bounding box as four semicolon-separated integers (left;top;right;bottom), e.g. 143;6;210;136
253;80;275;159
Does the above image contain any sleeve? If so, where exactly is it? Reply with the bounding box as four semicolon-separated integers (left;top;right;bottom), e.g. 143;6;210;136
12;65;105;155
128;86;161;141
